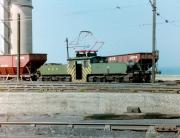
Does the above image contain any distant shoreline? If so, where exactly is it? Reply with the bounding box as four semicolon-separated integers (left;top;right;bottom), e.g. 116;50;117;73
156;74;180;81
159;68;180;75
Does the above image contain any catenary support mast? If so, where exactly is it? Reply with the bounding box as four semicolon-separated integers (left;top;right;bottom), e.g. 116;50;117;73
151;0;157;83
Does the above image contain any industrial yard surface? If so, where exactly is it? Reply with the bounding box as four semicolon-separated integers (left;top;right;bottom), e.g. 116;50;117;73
0;80;180;137
0;115;180;137
0;0;180;137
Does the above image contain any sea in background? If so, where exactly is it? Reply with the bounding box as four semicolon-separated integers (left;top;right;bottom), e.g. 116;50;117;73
156;67;180;81
160;67;180;75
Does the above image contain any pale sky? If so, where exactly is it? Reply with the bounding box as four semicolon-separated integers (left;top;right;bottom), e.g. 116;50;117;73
32;0;180;74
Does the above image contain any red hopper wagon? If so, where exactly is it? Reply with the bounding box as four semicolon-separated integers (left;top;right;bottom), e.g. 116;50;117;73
107;52;159;71
0;54;47;80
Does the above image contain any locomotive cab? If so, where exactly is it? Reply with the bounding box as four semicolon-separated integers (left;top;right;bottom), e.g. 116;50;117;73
67;50;106;83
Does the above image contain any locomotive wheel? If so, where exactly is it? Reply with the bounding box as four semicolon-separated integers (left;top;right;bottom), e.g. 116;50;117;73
87;77;93;82
93;77;97;82
115;77;121;83
100;77;106;82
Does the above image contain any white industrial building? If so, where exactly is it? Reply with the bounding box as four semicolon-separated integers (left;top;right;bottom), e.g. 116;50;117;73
0;0;32;55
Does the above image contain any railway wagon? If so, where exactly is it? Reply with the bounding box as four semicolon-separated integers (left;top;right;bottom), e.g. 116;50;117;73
38;50;150;83
107;52;159;71
0;54;47;80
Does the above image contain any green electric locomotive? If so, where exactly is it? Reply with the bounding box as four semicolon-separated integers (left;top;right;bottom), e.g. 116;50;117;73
38;50;152;83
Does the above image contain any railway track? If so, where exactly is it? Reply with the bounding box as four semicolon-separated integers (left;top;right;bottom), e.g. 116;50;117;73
0;81;180;93
0;121;179;137
0;122;179;132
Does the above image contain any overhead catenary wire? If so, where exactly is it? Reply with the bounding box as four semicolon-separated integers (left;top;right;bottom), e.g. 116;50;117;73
0;18;179;29
0;1;177;24
148;0;170;24
115;1;179;28
0;1;179;28
65;3;147;16
0;14;179;28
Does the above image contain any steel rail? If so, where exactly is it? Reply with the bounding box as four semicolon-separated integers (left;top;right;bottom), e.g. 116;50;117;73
0;88;179;93
0;81;179;87
0;82;180;93
0;122;179;131
0;122;180;132
0;82;179;88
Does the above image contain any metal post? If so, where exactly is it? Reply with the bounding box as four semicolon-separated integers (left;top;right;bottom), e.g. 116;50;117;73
152;0;156;83
17;13;21;82
66;38;69;60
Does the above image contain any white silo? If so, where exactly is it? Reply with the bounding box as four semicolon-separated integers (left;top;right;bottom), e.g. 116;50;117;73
0;0;11;54
0;0;5;54
10;0;33;54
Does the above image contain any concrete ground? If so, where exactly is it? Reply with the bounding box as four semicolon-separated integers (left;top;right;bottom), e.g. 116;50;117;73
0;92;180;116
0;115;180;138
0;114;180;138
0;91;180;137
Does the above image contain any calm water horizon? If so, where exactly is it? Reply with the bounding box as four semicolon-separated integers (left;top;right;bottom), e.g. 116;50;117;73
160;67;180;75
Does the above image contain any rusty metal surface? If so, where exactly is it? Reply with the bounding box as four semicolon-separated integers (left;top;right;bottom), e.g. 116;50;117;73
107;52;154;63
155;125;178;132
